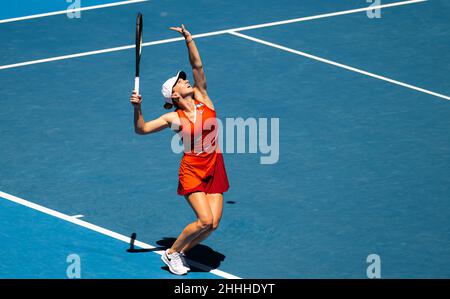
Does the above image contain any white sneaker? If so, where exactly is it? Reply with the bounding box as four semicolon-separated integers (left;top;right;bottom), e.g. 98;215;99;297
180;252;191;272
161;249;188;275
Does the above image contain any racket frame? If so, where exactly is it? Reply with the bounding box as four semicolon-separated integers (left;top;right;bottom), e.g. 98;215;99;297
134;12;143;94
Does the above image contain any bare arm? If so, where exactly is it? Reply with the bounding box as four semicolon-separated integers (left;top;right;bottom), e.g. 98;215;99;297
170;25;207;92
135;111;171;135
131;91;175;135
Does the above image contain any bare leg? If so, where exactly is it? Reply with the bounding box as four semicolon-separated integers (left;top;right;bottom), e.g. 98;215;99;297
169;192;213;254
181;193;223;253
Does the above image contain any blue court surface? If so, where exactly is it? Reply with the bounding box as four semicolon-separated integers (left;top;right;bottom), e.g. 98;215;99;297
1;0;449;279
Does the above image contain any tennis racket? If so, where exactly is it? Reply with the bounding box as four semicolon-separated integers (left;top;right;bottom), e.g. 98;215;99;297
134;12;143;94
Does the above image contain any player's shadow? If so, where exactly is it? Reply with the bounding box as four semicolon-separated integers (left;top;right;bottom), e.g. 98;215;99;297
156;237;226;273
126;233;226;273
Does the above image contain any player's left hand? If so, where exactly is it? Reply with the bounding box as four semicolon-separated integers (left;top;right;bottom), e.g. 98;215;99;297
169;24;191;38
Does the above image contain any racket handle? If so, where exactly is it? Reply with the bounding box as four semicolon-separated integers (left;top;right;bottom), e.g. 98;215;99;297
134;77;140;94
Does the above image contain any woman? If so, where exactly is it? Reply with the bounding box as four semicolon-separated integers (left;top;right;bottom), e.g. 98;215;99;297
130;24;229;275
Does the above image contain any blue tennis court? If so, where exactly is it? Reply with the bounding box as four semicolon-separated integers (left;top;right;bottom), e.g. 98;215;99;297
1;0;449;279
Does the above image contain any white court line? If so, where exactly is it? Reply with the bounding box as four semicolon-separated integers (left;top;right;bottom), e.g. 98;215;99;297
72;214;84;219
0;44;135;70
0;0;148;24
0;0;426;70
225;0;428;33
229;31;450;101
0;190;241;279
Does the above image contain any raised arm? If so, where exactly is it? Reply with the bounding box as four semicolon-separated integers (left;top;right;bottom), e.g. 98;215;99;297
170;25;206;92
130;91;176;135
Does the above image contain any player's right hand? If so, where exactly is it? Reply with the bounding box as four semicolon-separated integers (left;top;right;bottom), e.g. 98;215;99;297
130;90;142;106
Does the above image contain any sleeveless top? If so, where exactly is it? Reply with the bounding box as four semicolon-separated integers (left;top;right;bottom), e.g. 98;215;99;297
175;99;220;157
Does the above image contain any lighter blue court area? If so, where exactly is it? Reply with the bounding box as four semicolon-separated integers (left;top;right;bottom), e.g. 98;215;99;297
1;0;450;279
0;196;218;279
0;0;127;20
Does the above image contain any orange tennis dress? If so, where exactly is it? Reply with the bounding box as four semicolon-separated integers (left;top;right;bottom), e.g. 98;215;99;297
176;99;229;196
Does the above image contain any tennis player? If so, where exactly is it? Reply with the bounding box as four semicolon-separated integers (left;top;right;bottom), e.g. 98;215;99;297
130;24;229;275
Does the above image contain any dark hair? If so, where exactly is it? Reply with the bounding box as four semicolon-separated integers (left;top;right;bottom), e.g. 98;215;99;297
163;102;173;110
164;100;181;110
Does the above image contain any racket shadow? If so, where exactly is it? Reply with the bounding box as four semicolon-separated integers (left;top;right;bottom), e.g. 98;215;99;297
126;232;166;253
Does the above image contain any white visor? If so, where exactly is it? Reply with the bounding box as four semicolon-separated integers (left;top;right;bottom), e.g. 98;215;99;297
161;71;186;105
